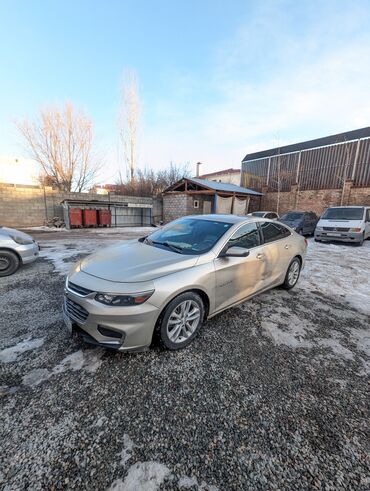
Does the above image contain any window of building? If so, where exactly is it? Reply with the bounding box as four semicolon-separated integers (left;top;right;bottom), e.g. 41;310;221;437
193;200;199;209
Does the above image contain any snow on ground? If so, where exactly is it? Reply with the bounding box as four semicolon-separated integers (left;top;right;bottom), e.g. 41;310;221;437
119;435;135;466
22;348;105;387
27;226;156;234
109;462;171;491
39;238;128;275
0;337;45;363
299;238;370;315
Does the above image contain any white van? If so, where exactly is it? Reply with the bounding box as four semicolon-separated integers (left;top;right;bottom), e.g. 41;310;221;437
315;206;370;246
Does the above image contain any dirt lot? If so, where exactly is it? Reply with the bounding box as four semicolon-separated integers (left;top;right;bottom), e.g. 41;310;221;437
0;227;369;490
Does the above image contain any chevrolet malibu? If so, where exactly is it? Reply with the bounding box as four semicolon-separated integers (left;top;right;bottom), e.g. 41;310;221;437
64;215;307;351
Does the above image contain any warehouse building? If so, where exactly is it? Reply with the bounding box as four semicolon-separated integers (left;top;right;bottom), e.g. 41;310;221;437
241;127;370;214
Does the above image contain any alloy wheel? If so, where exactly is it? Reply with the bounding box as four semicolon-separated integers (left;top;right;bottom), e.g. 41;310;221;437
166;300;201;343
0;256;10;271
288;260;300;286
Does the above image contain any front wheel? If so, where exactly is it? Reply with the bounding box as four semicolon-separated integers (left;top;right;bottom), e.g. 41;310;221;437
0;250;20;277
282;258;301;290
355;233;365;246
156;292;204;350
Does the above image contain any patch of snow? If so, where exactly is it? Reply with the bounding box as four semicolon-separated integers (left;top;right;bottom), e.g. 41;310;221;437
109;462;171;491
0;337;45;363
22;348;104;387
299;239;370;315
91;226;157;235
26;226;68;232
39;239;122;275
118;434;135;466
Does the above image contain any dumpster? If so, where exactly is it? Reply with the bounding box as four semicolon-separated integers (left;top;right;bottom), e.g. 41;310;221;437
97;209;111;227
83;209;97;227
69;208;83;228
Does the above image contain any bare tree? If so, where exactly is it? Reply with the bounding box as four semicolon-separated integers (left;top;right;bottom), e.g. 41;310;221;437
118;70;142;182
17;103;101;192
114;162;191;197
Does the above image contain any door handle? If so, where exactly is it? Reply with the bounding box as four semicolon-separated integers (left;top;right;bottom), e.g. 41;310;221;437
284;244;291;249
257;253;264;260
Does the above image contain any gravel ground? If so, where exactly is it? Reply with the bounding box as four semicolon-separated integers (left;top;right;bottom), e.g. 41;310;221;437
0;229;369;490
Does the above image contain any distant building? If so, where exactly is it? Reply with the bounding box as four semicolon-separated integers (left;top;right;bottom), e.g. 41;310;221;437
162;177;261;222
199;168;241;186
241;127;370;215
0;156;40;186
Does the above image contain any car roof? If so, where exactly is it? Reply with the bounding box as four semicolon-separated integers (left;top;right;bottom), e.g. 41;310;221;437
325;205;365;208
182;214;255;224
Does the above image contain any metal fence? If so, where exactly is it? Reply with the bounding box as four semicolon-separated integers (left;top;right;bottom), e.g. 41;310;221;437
242;138;370;192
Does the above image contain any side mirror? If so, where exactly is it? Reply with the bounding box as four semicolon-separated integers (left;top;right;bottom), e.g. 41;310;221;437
220;246;250;258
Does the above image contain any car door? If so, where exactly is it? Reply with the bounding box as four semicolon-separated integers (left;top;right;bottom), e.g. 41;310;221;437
213;222;266;312
258;221;293;288
365;208;370;238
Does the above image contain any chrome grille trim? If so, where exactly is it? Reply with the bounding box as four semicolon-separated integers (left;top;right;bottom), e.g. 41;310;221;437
67;281;93;297
65;297;89;323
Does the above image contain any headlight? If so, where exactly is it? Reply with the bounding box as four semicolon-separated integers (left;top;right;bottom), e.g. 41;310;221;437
95;290;154;306
350;228;362;232
316;226;323;231
10;234;34;245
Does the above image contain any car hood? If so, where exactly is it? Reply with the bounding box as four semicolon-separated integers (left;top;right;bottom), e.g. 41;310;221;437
0;226;33;240
280;219;302;226
80;240;199;282
318;219;363;228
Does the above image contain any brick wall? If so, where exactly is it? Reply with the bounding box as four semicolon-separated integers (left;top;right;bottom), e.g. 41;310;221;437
260;182;370;215
0;183;155;227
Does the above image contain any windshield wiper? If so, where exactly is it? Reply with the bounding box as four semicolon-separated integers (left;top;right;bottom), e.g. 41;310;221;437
146;239;184;253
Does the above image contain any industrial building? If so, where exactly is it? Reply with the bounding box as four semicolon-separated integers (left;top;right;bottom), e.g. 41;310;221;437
241;127;370;214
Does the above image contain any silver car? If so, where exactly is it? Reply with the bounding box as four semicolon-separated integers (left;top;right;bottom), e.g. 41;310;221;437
0;226;39;277
64;215;307;351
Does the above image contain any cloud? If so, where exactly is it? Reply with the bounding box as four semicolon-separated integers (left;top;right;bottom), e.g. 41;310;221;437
141;1;370;174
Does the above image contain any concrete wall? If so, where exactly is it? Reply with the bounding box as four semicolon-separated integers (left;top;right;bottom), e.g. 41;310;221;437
163;194;216;222
260;181;370;215
0;183;160;227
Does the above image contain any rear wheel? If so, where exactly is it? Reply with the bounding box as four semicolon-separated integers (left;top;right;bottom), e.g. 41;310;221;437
156;292;204;350
0;250;20;277
282;258;301;290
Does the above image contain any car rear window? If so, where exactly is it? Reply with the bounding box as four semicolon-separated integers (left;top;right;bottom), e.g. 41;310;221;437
281;212;303;220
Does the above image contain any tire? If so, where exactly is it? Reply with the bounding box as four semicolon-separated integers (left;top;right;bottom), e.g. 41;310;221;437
355;233;365;247
314;238;321;242
0;250;20;277
282;257;301;290
155;292;205;350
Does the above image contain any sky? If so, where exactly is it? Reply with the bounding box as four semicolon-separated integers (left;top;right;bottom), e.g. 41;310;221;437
1;0;370;181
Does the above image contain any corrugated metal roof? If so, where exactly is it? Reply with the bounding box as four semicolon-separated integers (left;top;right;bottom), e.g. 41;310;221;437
243;126;370;162
165;177;262;196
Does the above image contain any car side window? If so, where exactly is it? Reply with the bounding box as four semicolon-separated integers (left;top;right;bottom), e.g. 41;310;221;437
366;209;370;221
260;222;291;243
266;213;276;219
227;222;260;250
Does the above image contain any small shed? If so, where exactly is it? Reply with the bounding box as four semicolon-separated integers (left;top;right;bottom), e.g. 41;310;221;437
162;177;262;222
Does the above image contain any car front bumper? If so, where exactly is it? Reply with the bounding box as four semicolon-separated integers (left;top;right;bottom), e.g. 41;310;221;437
62;290;160;352
16;242;39;264
314;231;363;243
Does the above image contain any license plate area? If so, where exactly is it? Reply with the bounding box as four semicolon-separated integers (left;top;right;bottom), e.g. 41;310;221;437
327;232;341;237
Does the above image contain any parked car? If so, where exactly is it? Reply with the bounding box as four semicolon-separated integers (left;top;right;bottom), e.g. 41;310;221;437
248;211;279;219
0;226;39;277
279;211;318;235
315;206;370;246
64;215;307;352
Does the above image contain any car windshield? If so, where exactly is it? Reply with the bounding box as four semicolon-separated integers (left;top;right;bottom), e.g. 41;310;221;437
145;218;232;255
281;212;303;220
321;207;364;220
251;212;265;217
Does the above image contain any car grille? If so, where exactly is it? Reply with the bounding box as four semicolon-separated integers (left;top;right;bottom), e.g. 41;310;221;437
65;297;89;323
67;281;93;296
323;227;350;232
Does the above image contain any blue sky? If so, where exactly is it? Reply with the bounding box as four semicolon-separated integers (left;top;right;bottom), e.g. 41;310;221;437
1;0;370;180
